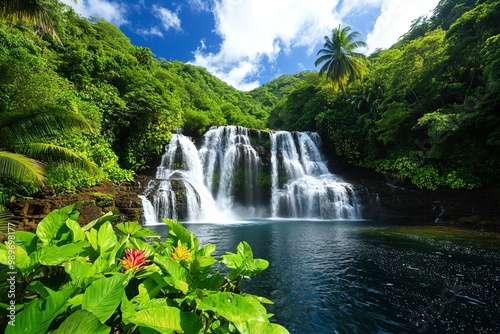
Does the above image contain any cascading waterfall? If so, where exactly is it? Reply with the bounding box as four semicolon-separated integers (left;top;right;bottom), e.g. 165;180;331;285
199;126;263;216
270;131;361;219
140;133;218;224
141;126;362;224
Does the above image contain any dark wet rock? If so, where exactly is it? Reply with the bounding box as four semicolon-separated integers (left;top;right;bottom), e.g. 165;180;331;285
8;175;155;231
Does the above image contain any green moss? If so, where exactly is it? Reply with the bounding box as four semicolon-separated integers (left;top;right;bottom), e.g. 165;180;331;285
360;226;500;251
93;192;115;208
257;172;272;186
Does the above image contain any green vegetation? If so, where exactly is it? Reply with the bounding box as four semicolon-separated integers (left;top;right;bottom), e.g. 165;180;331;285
0;0;267;204
0;106;97;195
315;24;368;95
93;192;114;209
0;203;289;333
263;0;499;189
0;1;498;331
1;0;498;206
0;0;63;44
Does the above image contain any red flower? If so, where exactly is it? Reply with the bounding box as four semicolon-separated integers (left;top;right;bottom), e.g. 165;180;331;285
120;248;148;271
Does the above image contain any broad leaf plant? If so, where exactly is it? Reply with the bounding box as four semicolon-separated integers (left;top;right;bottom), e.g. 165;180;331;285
0;201;289;333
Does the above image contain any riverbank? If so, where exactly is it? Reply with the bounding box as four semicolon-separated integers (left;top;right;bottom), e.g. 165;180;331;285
330;157;499;229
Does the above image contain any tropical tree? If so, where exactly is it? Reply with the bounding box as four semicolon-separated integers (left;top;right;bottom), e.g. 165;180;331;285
0;106;96;191
315;24;369;96
0;0;72;44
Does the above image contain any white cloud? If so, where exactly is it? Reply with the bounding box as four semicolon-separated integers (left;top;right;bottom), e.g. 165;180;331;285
187;0;211;13
136;26;164;38
61;0;128;27
364;0;440;53
153;5;182;32
338;0;381;18
190;0;342;90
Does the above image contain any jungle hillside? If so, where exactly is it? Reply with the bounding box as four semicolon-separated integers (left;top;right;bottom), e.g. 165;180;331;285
1;0;499;206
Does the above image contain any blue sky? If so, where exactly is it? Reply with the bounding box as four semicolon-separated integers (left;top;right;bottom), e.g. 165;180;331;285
61;0;440;90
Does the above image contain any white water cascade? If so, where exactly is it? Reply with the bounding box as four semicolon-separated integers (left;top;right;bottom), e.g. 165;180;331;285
141;126;362;224
270;131;361;219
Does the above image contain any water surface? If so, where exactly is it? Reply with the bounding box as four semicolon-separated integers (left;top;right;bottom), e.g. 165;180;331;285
147;220;500;334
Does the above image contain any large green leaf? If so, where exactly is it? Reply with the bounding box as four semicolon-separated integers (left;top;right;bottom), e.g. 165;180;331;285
91;254;113;275
82;211;119;232
116;221;142;235
39;241;89;266
36;202;82;245
13;231;38;253
0;245;8;266
137;273;170;300
195;291;267;326
116;221;160;239
198;243;216;257
162;219;199;250
53;309;110;334
153;254;189;293
128;305;202;334
97;221;117;253
221;241;253;268
82;273;127;323
64;258;93;282
107;235;128;266
0;243;31;270
13;244;31;269
5;288;75;334
66;219;85;242
85;229;98;251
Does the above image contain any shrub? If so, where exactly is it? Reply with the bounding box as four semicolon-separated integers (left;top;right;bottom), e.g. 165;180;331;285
93;192;114;208
46;164;101;194
0;202;289;333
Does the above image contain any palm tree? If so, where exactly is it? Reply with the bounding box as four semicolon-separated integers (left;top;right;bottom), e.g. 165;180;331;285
315;24;369;96
0;0;73;45
0;106;97;188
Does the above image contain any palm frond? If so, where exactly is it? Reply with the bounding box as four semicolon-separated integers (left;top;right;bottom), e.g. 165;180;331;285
315;24;369;94
0;151;46;184
0;106;92;146
0;209;14;237
0;0;63;45
19;143;98;174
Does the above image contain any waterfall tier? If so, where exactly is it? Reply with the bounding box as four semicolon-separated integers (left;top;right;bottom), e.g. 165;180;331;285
141;126;362;224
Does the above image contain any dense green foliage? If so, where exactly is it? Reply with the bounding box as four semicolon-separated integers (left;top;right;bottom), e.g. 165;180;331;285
1;0;498;201
0;0;268;200
0;107;97;197
262;0;499;189
0;203;288;333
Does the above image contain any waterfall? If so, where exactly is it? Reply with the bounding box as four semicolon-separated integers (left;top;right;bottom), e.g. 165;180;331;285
199;126;262;216
141;126;362;224
141;133;219;224
270;131;361;219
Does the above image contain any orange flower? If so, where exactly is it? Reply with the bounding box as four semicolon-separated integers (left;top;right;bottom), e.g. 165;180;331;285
171;244;191;261
120;248;148;271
